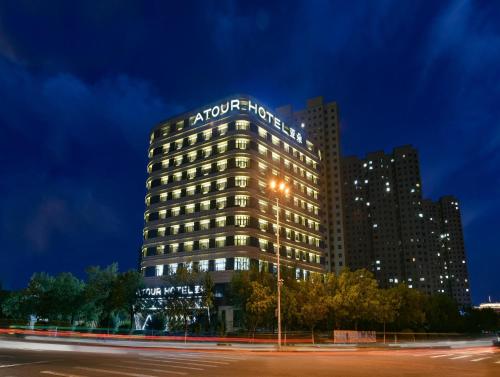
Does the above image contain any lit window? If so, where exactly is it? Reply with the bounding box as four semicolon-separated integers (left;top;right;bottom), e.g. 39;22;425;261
272;152;280;162
159;209;166;219
169;244;179;253
218;124;228;136
171;225;179;235
235;120;249;130
216;197;227;209
235;195;249;207
235;215;249;227
158;227;166;237
216;178;227;191
259;238;268;251
174;156;183;166
200;200;211;210
172;189;181;199
186;186;195;196
234;257;249;270
272;135;280;146
173;172;182;182
188;134;197;145
203;129;212;141
184;222;194;232
215;258;226;271
188;151;197;162
259;200;268;212
235;176;248;187
200;220;210;231
217;142;227;154
198;260;208;272
258;162;268;172
215;237;226;248
201;182;210;194
160;193;167;202
176;120;184;131
202;164;211;175
217;159;227;172
199;239;209;249
259;219;268;231
284;159;290;169
235;235;249;246
171;207;180;216
283;143;289;153
203;146;212;158
258;144;267;156
184;241;193;251
235;157;249;168
216;216;226;227
258;127;267;138
175;139;183;150
187;168;196;180
235;138;249;150
185;204;195;214
169;263;178;274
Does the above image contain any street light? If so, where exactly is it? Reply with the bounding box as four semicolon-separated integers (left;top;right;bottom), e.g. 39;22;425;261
269;179;289;350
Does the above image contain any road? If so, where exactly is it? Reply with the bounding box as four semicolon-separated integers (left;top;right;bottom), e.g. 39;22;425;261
0;338;499;377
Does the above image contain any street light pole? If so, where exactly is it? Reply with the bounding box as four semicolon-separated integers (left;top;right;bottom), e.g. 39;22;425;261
275;195;282;351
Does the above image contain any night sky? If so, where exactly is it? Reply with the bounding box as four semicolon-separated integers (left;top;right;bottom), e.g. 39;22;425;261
0;1;498;304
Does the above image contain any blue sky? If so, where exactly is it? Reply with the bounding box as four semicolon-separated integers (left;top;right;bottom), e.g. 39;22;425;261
0;0;498;303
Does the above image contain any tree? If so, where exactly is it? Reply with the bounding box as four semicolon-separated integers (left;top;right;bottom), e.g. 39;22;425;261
296;274;329;343
245;280;275;336
84;264;119;328
109;270;145;329
424;294;462;332
376;288;399;343
392;284;426;331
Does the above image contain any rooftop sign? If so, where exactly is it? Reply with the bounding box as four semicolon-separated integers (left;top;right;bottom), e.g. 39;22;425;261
192;98;303;144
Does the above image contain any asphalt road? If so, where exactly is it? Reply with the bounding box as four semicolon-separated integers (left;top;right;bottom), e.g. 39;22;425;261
0;338;499;377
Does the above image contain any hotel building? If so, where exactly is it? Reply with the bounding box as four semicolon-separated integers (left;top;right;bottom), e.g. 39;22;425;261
341;146;471;306
140;96;325;295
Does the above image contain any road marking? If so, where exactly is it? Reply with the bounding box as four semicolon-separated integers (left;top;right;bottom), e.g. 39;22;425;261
430;354;454;358
138;357;217;368
41;371;88;377
470;357;492;362
75;367;161;377
121;360;203;371
116;365;187;375
0;360;52;368
173;352;246;360
450;355;473;359
141;355;229;365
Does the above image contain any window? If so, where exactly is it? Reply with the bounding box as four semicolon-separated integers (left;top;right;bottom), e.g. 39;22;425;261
259;238;268;251
173;172;182;182
258;144;267;156
235;138;248;150
161;176;168;185
186;186;195;196
235;215;249;227
200;200;210;210
215;258;226;271
203;146;212;158
215;237;226;248
174;156;183;166
203;129;212;141
258;127;267;138
176;120;184;131
271;135;280;146
234;257;249;270
159;209;166;219
217;142;227;154
272;152;280;162
202;164;211;175
259;219;268;231
216;178;227;191
218;124;228;136
216;216;226;227
184;241;193;252
160;193;167;202
283;143;289;153
235;235;249;246
171;207;180;216
258;181;267;194
201;182;210;194
258;162;267;172
187;168;196;180
173;189;182;199
217;159;227;172
216;197;227;209
170;244;179;253
200;220;210;231
188;134;197;145
235;120;249;130
259;200;268;212
199;239;209;249
188;151;197;162
169;263;178;274
235;157;249;168
198;260;208;272
175;139;183;150
184;222;194;232
171;225;179;235
235;195;249;207
158;227;166;237
185;204;195;214
235;176;248;187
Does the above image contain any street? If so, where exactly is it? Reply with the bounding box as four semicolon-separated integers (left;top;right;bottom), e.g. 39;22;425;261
0;338;499;376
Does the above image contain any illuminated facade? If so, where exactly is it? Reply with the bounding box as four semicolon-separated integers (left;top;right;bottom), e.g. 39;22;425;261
141;96;325;291
341;146;471;306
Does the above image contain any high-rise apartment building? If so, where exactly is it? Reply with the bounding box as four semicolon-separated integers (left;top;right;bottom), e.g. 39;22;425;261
277;97;345;274
141;96;325;295
341;145;471;306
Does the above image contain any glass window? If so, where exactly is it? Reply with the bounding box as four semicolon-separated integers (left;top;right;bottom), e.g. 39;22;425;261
236;138;248;150
171;207;180;216
199;239;209;250
188;134;197;145
216;178;227;191
200;200;210;210
185;204;195;214
215;237;226;248
158;227;166;237
272;152;280;162
259;219;268;231
218;124;228;136
235;157;249;168
235;235;249;246
200;220;210;231
235;120;249;130
176;120;184;131
185;222;194;232
202;164;211;175
203;129;212;141
258;144;267;156
216;216;226;227
234;257;249;270
186;186;195;196
259;200;268;212
216;197;227;209
201;182;210;194
217;159;227;171
198;260;208;272
203;146;212;158
272;135;280;146
235;215;249;227
258;162;267;172
217;142;227;154
259;238;267;251
188;151;197;162
169;244;179;253
215;258;226;271
187;168;196;180
235;176;248;187
235;195;249;207
159;209;166;219
258;127;267;138
174;156;183;166
173;172;182;182
171;225;179;235
169;263;178;274
184;241;193;251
